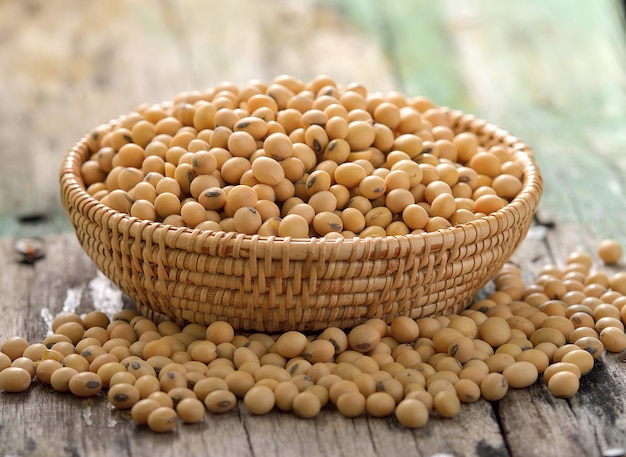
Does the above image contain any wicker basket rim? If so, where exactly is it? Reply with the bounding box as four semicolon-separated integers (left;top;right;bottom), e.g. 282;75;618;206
59;107;542;262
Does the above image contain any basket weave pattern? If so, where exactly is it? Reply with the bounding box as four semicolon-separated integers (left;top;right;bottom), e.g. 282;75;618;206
60;108;542;332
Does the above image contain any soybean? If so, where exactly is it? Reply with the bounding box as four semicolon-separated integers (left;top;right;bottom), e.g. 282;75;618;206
147;406;179;432
0;367;32;392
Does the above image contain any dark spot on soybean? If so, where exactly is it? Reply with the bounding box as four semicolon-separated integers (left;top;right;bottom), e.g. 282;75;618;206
170;395;183;405
131;361;141;370
289;363;300;374
329;338;340;351
355;343;371;350
86;380;101;389
376;381;385;392
313;139;321;153
330;223;341;231
327;140;337;152
122;134;133;143
218;400;232;408
114;393;129;402
236;121;250;129
583;346;597;355
307;176;316;188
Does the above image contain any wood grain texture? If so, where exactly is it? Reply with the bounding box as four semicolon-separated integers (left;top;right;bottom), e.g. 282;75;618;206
1;0;626;456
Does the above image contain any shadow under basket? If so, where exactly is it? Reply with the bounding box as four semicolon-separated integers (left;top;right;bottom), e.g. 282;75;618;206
60;108;542;333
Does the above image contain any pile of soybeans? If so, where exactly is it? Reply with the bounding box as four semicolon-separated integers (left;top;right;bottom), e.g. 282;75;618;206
79;74;526;237
1;242;625;431
2;76;624;432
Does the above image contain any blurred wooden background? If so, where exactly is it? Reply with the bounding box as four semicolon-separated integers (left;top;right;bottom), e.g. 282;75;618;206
1;0;625;249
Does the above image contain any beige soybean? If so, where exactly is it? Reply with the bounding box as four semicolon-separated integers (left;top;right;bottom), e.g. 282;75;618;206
433;390;461;418
243;385;275;415
292;390;322;419
35;359;63;384
49;367;79;392
348;324;381;353
68;372;102;397
560;349;594;376
1;336;30;361
336;391;366;417
108;383;141;410
480;373;508;401
274;331;307;359
176;398;206;424
598;239;622;264
502;361;538;388
390;316;420;343
548;371;580;398
366;391;396;417
274;381;299;412
600;326;626;352
204;389;238;413
0;367;32;393
147;406;179;432
251;156;285;186
131;398;162;425
454;378;481;403
395;398;429;429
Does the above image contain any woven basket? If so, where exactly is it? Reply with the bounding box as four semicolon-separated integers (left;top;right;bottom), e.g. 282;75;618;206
60;108;542;333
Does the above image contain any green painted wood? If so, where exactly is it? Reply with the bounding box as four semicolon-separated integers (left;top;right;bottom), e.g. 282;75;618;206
436;0;626;253
322;0;471;108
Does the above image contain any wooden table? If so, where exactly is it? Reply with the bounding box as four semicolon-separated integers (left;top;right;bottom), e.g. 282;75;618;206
1;1;626;456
